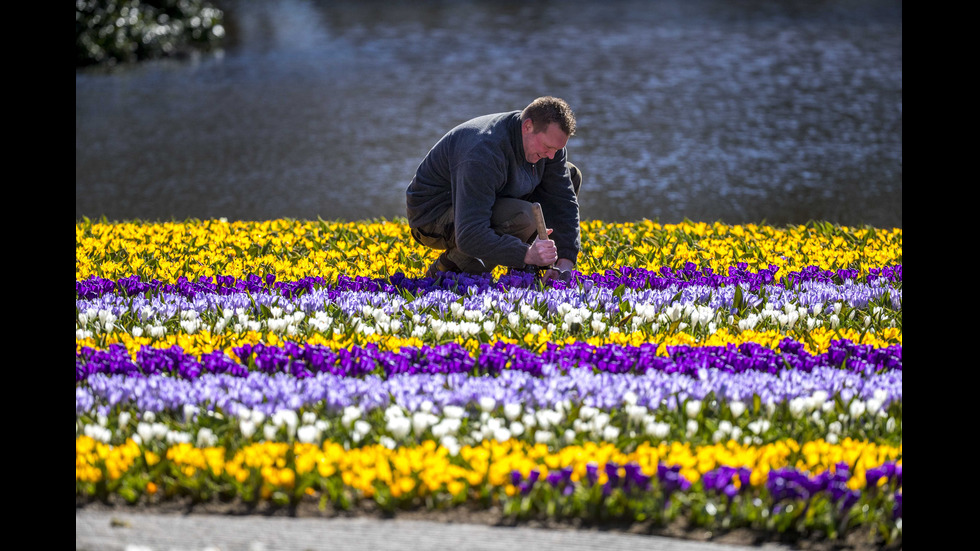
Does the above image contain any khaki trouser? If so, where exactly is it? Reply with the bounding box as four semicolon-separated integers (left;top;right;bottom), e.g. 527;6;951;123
412;163;582;273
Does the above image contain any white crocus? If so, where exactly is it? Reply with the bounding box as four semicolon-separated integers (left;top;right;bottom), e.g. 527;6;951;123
196;427;217;447
352;420;371;442
593;412;610;432
272;410;298;431
479;396;496;412
442;405;465;419
645;421;670;439
685;419;699;437
849;400;867;418
84;424;112;443
493;426;512;442
387;416;411;439
450;302;464;318
747;419;771;435
789;398;807;418
411;411;437;437
441;435;461;456
263;424;278;441
535;409;563;429
625;404;647;424
240;420;256;439
521;412;536;429
340;406;361;428
712;430;726;443
602;425;620;441
297;425;319;444
165;431;191;445
685;400;702;418
432;418;458;439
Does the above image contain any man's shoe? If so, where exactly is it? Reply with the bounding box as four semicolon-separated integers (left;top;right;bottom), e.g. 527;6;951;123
425;251;461;278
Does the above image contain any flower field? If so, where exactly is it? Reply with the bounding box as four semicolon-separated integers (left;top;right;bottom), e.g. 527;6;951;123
75;218;902;547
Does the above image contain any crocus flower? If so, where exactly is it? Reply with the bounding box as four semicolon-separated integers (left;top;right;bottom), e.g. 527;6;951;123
657;464;691;502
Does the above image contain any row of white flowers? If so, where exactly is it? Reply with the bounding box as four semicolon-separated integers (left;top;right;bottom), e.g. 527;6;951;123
76;298;897;341
77;388;899;456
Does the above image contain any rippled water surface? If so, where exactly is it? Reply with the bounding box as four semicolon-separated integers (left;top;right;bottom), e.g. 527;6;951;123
75;0;902;227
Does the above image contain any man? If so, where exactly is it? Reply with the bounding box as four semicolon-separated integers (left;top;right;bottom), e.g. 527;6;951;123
406;96;582;281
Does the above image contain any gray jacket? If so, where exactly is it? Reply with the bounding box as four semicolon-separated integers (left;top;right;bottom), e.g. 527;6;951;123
406;111;580;268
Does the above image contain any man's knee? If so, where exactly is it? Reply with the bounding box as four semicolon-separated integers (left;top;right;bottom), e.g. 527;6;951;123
491;198;537;243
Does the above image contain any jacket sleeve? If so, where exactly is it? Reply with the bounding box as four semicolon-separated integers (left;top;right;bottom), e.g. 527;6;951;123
531;149;581;264
451;159;531;268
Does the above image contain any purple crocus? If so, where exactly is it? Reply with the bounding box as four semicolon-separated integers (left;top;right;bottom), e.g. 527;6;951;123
76;338;903;385
519;469;540;495
766;468;811;502
657;464;690;503
814;463;860;512
866;461;901;490
76;262;901;302
703;466;751;500
623;463;651;492
585;463;599;486
545;466;575;496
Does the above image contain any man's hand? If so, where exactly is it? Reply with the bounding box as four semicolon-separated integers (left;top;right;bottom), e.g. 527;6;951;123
542;258;575;283
524;230;558;267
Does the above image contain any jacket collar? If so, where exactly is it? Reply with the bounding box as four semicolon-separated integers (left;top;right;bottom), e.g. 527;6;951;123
508;112;529;164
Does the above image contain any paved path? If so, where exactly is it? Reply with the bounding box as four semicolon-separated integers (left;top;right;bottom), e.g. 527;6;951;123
77;510;797;551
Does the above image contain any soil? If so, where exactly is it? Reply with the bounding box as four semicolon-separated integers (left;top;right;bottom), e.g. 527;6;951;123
76;496;900;551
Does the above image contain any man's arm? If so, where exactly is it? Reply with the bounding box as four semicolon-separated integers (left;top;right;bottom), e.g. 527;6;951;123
531;150;581;268
452;160;532;268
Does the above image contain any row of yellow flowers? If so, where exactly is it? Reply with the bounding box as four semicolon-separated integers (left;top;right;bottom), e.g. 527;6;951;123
76;325;902;361
77;435;901;500
75;218;903;282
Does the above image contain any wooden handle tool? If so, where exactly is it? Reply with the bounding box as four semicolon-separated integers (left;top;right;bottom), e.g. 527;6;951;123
531;202;549;242
530;202;572;283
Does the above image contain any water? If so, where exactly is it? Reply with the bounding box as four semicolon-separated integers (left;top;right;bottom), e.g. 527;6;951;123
75;0;902;228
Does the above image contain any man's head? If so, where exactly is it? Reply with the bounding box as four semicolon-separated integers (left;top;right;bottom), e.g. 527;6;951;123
520;96;576;163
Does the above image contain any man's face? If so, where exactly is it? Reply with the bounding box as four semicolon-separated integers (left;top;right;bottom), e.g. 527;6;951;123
522;119;569;163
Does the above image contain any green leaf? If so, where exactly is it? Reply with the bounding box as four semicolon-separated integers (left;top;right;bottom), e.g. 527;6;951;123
733;285;745;314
